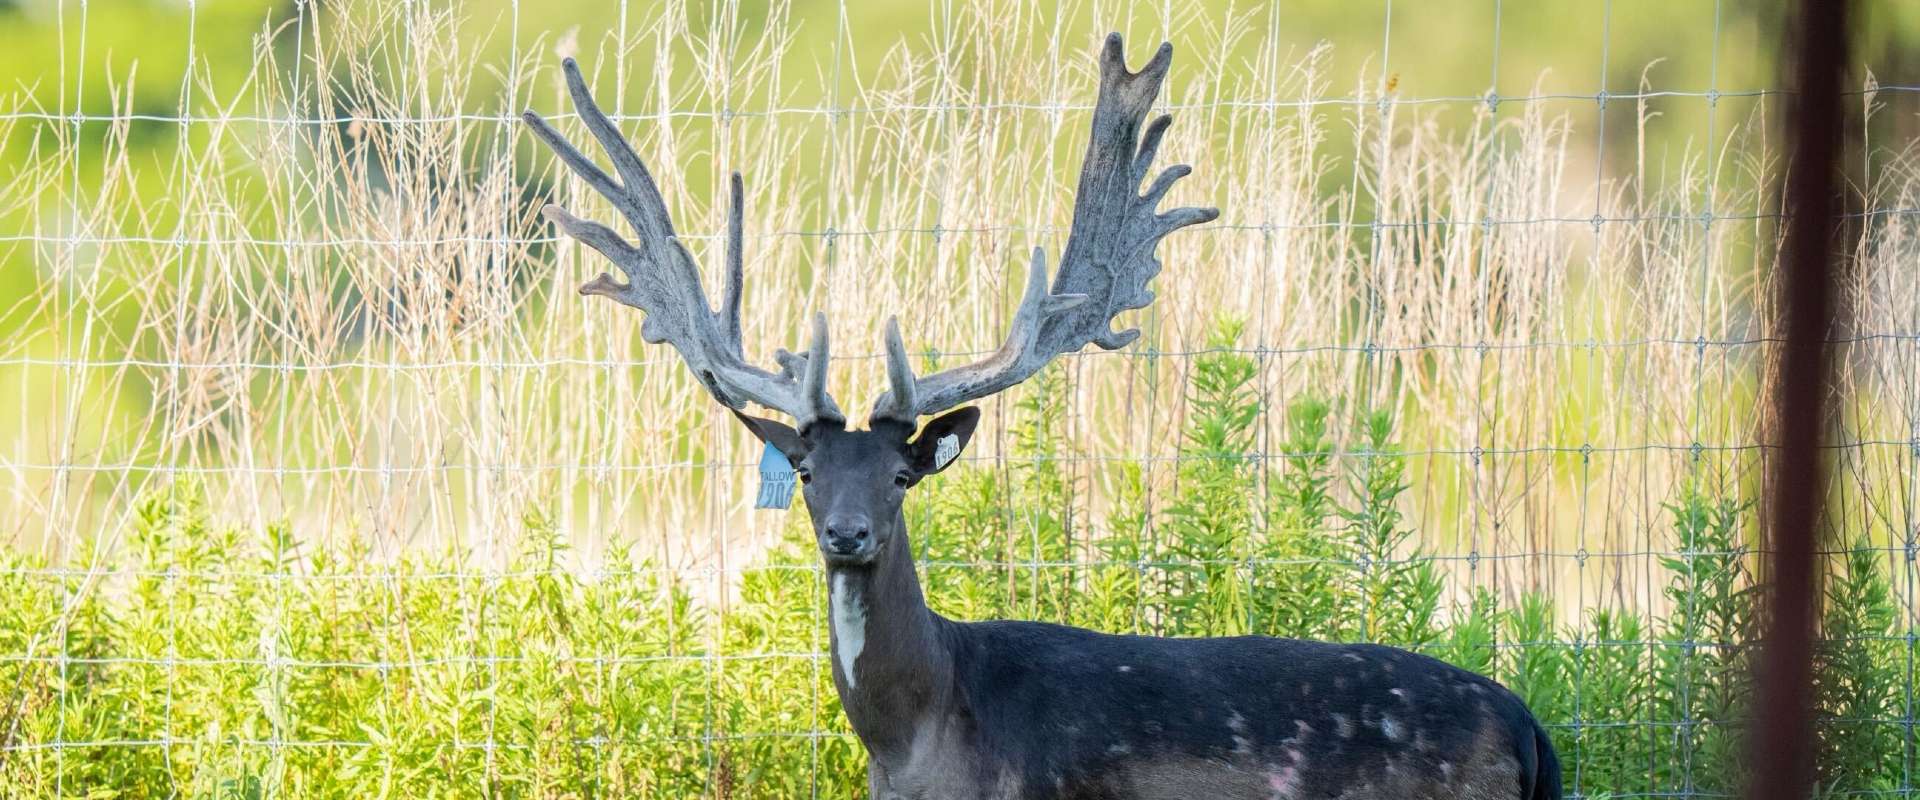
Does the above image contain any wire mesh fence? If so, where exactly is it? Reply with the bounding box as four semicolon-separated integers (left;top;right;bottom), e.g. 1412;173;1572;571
0;0;1917;797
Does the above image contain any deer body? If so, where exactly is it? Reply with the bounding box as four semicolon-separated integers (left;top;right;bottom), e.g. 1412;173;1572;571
825;502;1556;800
527;32;1561;800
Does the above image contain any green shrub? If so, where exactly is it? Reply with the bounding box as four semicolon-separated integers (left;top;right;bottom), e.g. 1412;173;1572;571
1811;537;1903;794
1337;407;1443;647
1652;487;1758;794
1159;320;1263;636
1251;393;1344;640
1;327;1906;798
1573;607;1655;797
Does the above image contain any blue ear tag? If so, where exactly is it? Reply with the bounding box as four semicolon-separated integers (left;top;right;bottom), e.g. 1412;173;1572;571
755;441;797;510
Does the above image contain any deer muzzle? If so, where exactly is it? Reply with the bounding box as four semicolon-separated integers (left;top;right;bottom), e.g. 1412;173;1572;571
821;514;876;564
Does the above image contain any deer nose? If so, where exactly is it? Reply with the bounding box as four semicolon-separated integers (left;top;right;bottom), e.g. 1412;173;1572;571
824;516;871;553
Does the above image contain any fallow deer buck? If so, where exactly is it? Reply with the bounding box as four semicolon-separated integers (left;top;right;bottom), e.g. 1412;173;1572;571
526;34;1561;800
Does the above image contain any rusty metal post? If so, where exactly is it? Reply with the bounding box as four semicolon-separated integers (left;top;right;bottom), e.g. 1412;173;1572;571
1749;0;1852;798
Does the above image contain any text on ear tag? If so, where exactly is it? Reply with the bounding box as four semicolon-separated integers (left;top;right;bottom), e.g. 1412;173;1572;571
933;434;960;470
755;441;796;509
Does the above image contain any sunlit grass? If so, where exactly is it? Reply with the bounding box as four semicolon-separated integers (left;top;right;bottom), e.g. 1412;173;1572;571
4;0;1911;575
0;1;1918;794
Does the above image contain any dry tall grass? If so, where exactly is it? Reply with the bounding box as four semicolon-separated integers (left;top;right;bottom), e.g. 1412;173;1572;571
0;0;1913;617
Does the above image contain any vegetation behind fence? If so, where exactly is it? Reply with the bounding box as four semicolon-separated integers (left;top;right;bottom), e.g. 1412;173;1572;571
2;330;1912;797
2;1;1918;797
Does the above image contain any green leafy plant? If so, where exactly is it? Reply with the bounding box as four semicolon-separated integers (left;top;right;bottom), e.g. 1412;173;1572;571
1811;536;1903;794
1252;393;1345;640
1159;319;1263;636
1652;486;1758;794
1338;408;1442;647
1;336;1907;799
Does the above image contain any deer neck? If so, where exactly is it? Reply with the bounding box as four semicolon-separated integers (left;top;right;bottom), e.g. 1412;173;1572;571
825;511;952;754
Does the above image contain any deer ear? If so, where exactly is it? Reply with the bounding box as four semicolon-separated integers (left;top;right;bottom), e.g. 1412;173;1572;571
732;411;808;463
908;407;981;476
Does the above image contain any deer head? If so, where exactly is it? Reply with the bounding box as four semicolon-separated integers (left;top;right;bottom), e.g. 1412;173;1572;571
524;34;1215;567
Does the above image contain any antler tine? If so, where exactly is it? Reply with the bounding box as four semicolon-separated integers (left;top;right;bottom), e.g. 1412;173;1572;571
873;247;1087;423
802;312;842;422
559;58;678;242
524;60;845;429
866;33;1216;425
872;317;919;426
722;172;746;352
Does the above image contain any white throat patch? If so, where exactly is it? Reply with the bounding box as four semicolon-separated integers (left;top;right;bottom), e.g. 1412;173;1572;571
830;573;866;688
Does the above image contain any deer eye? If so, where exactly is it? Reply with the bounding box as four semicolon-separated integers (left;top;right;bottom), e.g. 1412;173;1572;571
893;471;912;488
795;468;812;485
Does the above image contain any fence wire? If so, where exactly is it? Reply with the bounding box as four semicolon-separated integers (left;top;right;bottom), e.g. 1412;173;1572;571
1;1;1918;798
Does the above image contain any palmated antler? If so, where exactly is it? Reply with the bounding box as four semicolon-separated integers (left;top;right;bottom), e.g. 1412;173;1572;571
869;34;1218;425
523;59;843;428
